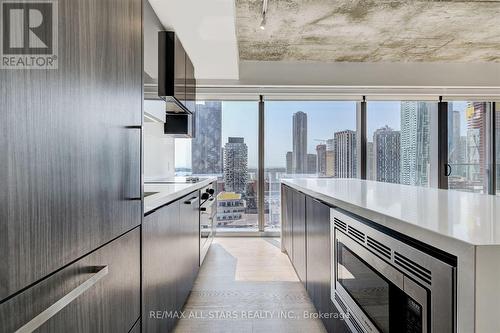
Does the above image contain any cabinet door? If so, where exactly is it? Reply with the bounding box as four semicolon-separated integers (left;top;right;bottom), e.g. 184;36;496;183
185;55;196;114
174;35;186;104
0;228;140;333
306;197;349;333
281;185;293;259
0;0;142;300
143;201;180;333
178;192;200;307
292;190;307;284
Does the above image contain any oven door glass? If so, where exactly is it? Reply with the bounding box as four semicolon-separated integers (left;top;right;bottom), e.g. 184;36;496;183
337;241;423;333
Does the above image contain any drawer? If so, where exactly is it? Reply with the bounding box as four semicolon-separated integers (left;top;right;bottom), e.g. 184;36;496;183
0;228;140;333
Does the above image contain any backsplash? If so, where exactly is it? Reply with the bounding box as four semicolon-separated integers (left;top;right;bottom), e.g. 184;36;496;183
144;122;175;179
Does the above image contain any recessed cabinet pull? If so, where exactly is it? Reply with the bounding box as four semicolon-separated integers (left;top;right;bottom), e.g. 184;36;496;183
15;265;109;333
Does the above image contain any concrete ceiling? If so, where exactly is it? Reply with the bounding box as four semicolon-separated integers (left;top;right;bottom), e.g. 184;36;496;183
235;0;500;63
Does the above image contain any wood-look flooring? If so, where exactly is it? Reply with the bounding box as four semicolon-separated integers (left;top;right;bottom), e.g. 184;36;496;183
173;237;327;333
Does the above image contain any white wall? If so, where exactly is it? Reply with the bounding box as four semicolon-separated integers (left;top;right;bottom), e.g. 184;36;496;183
144;123;175;180
238;61;500;87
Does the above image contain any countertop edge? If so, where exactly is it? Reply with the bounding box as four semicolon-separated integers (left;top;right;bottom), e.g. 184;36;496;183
144;178;217;215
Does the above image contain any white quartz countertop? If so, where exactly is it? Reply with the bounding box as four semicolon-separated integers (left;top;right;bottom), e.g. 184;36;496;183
282;178;500;248
144;177;216;214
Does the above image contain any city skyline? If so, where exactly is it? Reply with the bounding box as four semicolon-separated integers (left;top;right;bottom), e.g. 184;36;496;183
176;100;471;169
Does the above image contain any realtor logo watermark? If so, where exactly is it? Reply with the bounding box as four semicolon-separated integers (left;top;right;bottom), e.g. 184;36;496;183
1;0;58;69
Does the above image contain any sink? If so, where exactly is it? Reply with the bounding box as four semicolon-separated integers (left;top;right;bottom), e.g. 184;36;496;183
144;192;159;198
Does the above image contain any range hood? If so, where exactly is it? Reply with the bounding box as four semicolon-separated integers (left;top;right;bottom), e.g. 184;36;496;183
158;31;196;115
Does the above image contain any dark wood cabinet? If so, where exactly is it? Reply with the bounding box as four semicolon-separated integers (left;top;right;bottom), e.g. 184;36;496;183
177;192;200;308
174;35;186;104
306;197;349;333
281;186;294;259
292;190;307;284
143;200;180;333
281;185;349;333
143;191;200;333
0;228;141;333
0;0;142;301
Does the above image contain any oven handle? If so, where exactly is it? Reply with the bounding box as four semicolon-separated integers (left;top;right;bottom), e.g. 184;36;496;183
200;197;215;212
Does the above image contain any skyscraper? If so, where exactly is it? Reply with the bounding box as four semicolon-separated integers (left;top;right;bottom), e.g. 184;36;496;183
292;111;307;174
334;130;357;178
449;110;461;164
326;150;335;177
466;102;487;188
400;102;431;186
286;151;293;174
223;137;248;194
374;126;401;183
316;144;327;176
367;142;375;180
307;154;317;174
191;101;222;174
326;138;335;177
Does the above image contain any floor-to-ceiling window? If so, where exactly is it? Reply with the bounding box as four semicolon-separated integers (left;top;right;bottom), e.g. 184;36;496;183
264;101;357;231
175;100;260;232
496;102;500;195
446;101;491;193
366;101;436;186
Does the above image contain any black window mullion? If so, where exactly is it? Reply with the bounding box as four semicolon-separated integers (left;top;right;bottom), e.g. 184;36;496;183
437;98;449;190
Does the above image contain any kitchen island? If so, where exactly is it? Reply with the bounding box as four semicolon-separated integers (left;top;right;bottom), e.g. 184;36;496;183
281;178;500;333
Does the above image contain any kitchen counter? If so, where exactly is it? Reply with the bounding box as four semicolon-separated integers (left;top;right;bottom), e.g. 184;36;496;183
282;178;500;247
144;177;216;214
282;178;500;332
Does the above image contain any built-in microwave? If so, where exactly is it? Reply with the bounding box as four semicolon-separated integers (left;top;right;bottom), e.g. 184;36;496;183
331;209;456;333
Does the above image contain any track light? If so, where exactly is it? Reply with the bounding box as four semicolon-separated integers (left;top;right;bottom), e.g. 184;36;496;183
260;0;268;30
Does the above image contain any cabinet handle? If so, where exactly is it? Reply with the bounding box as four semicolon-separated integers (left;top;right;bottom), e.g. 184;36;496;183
15;265;109;333
184;197;198;205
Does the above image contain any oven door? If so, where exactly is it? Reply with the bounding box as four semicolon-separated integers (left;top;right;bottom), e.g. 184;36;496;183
335;232;428;333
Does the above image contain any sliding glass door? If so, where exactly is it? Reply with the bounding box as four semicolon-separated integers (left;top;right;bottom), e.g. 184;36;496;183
366;101;437;186
446;101;491;193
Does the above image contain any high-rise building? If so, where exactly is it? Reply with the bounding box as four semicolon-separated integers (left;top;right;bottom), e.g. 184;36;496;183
191;101;222;174
286;151;293;174
316;144;327;176
466;102;487;187
367;142;375;180
292;111;307;174
334;130;357;178
449;110;462;164
400;102;431;186
326;138;335;151
326;150;335;177
307;154;317;174
325;138;335;177
223;137;248;194
374;126;401;183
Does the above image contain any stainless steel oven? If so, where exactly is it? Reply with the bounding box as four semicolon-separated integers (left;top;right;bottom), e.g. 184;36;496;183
331;209;456;333
199;183;216;265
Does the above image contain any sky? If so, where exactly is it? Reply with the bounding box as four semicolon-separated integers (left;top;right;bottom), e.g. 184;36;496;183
175;100;471;169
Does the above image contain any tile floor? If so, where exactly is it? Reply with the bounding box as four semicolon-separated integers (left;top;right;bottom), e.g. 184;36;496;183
173;237;327;333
